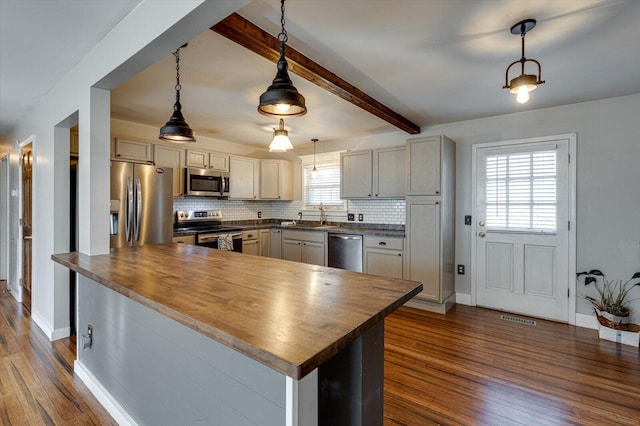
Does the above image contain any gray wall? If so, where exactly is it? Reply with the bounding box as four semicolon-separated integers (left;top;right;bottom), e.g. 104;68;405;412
422;94;640;321
77;275;287;425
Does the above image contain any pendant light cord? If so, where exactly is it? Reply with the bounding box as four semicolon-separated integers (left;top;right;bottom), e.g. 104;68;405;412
174;48;181;104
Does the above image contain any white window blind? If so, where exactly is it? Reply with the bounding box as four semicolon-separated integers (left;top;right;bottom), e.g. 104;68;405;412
303;163;344;209
485;149;557;232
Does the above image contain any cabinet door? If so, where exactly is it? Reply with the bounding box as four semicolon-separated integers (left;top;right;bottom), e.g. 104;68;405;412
282;239;302;262
407;137;441;196
209;152;229;171
243;240;260;256
114;138;152;162
302;241;325;266
270;229;282;259
406;199;441;301
259;229;270;257
230;156;258;199
185;149;209;168
365;249;403;279
154;145;183;197
172;235;195;245
374;147;405;198
260;160;281;199
340;151;372;198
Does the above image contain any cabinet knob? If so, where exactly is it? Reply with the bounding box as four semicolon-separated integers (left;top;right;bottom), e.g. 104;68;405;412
398;253;402;256
436;190;440;194
368;194;372;197
375;194;378;197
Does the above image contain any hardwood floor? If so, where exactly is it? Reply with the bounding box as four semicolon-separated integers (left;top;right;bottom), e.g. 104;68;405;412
0;291;115;425
1;287;638;425
384;305;640;425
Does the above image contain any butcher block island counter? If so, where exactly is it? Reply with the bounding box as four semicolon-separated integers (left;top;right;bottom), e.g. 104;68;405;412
52;243;422;426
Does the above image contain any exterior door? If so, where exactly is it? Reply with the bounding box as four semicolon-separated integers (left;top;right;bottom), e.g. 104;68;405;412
21;145;33;311
474;137;571;322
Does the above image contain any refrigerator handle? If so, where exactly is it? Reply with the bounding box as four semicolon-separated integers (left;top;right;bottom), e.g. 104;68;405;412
135;178;142;242
125;177;133;241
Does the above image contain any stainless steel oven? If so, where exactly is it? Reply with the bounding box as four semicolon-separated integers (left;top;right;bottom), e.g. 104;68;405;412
196;232;243;252
184;168;230;197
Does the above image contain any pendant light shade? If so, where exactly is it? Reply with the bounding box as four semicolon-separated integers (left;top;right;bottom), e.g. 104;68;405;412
159;46;196;143
502;19;545;105
269;119;294;152
258;0;307;118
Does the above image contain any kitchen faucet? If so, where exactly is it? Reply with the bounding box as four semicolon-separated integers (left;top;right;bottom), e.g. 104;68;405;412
319;203;327;225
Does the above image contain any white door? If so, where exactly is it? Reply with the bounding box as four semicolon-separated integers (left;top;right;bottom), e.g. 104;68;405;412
474;137;571;322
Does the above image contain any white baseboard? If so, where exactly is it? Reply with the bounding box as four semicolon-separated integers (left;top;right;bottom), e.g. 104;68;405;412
575;312;598;330
455;293;472;306
31;311;71;341
75;360;138;426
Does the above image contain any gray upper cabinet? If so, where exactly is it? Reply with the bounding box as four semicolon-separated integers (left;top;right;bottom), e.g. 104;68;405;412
229;156;259;199
407;137;442;196
374;146;406;198
114;138;153;162
340;151;372;198
341;147;405;199
154;144;184;197
260;159;293;200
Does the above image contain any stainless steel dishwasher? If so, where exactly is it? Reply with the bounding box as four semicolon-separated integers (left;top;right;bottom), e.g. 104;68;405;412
328;233;363;272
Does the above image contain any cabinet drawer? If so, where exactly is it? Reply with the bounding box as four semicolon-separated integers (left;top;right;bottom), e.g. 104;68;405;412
242;230;259;240
282;230;325;243
364;236;403;250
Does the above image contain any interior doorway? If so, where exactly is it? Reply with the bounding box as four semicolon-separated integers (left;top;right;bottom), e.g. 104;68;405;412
69;125;79;339
21;143;33;312
1;155;8;289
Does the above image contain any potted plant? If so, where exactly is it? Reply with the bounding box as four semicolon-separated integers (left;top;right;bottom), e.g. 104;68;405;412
577;269;640;330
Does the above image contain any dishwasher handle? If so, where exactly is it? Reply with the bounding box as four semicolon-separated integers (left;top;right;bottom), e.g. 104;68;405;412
329;234;362;240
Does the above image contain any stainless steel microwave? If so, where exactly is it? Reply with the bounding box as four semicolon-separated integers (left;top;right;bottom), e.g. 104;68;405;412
184;168;230;197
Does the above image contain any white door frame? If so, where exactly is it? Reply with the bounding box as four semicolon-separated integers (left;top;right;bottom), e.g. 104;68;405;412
16;135;36;303
1;154;9;283
471;133;577;324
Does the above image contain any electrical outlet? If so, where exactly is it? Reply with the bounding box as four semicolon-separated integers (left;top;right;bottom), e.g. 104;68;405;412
457;264;465;275
464;215;472;225
257;211;262;218
358;213;364;222
347;213;355;221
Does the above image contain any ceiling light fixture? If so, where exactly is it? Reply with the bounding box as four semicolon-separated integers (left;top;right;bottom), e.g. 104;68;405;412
159;44;196;143
503;19;545;104
258;0;307;118
311;138;319;178
269;119;294;152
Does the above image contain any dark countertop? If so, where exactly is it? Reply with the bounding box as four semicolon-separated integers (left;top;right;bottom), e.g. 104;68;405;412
174;220;405;238
52;244;421;379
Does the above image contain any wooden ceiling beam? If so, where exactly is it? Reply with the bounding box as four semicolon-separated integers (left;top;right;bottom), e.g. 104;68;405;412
211;13;420;135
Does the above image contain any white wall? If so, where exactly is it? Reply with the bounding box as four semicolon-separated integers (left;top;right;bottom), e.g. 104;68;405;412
421;94;640;321
3;0;249;340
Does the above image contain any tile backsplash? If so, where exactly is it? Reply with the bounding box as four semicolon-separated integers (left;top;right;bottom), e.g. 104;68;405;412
173;198;406;225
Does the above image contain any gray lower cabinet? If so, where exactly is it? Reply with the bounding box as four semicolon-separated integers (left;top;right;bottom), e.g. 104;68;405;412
270;229;282;259
363;236;404;279
259;229;270;257
282;230;326;266
242;230;260;256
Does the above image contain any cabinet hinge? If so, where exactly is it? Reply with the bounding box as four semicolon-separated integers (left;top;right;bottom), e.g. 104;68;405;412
568;221;570;231
568;153;571;164
568;288;570;298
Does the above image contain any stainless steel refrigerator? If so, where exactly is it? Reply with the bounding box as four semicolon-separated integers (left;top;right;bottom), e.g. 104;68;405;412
110;161;173;248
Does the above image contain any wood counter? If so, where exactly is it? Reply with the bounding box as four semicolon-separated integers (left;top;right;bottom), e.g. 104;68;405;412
52;243;421;380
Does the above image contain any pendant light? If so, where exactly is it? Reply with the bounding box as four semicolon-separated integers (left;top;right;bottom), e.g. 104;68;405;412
159;45;196;143
258;0;307;117
269;119;294;152
311;138;319;178
503;19;545;104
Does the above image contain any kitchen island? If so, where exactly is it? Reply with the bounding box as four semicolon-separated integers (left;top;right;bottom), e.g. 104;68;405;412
52;243;422;425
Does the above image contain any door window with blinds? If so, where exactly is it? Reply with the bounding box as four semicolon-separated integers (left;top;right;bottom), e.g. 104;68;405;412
485;147;557;232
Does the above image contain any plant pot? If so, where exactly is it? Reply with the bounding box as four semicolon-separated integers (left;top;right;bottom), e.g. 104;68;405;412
595;309;630;330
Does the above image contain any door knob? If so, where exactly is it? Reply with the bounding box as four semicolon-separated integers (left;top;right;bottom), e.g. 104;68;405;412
479;221;485;227
478;231;486;238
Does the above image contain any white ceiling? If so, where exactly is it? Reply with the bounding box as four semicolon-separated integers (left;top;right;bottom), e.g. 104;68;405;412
2;0;640;149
